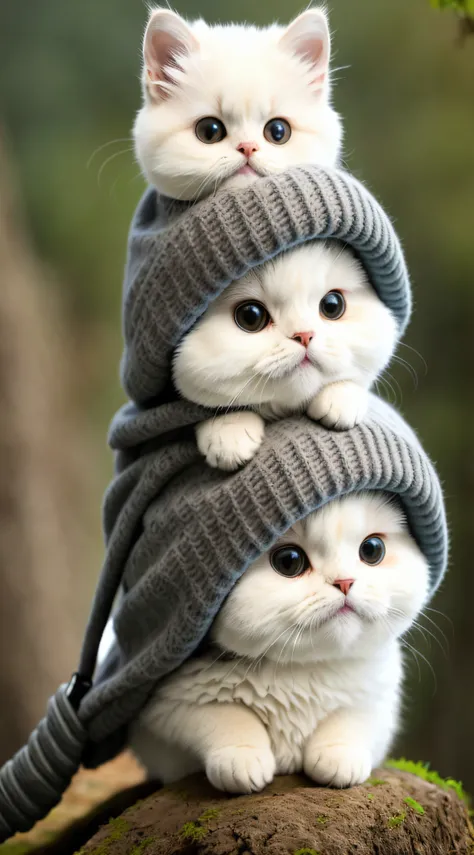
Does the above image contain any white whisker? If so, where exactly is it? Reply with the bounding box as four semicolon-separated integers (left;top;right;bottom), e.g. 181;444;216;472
95;148;135;188
398;341;428;377
87;137;133;169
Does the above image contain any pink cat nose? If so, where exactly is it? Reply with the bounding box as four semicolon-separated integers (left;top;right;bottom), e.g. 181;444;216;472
237;141;260;159
333;579;355;596
292;331;314;348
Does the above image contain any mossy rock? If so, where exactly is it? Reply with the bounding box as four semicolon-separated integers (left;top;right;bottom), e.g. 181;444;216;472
78;766;473;855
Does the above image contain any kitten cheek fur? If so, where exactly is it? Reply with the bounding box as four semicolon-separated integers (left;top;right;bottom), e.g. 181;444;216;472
134;9;342;200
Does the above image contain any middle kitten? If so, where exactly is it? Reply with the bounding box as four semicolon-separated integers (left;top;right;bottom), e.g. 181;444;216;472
173;242;398;470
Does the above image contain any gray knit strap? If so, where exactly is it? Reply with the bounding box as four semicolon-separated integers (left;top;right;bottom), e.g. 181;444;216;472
123;166;411;403
0;682;88;842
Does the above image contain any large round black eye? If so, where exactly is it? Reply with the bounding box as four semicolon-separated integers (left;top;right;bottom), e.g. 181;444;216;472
270;545;310;578
195;117;227;144
234;301;271;333
359;536;386;566
263;118;292;145
319;290;346;320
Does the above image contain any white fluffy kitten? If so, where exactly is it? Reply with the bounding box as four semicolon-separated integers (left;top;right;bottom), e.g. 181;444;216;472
134;7;342;200
130;492;429;792
173;242;398;470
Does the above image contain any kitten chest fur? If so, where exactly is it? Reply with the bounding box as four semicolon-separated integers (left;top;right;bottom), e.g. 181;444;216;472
134;643;402;777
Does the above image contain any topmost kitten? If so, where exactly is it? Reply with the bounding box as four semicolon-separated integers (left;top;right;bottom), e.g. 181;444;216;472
134;7;342;200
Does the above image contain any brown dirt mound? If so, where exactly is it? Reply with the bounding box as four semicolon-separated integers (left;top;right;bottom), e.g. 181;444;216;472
79;768;473;855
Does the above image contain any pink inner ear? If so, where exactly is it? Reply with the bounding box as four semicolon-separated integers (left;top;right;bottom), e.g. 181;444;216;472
300;36;325;67
312;71;326;88
298;35;327;87
147;30;184;84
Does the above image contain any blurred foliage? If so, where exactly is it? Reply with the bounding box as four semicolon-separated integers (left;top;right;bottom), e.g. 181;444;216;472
0;0;473;790
430;0;474;13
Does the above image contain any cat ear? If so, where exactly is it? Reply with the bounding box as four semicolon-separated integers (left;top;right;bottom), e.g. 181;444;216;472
143;8;199;101
279;9;331;93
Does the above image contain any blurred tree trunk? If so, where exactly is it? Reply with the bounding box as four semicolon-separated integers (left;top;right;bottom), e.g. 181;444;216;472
0;140;97;764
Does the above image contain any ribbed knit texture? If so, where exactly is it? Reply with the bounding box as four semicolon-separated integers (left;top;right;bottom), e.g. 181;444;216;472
122;166;411;404
79;395;447;758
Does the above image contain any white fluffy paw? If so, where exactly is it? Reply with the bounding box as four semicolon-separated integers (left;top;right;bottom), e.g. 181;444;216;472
206;745;276;794
304;742;372;788
196;412;265;471
307;382;368;431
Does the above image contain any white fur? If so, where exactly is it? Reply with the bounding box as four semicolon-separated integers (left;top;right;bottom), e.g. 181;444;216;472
173;243;398;470
134;8;342;200
130;492;429;792
97;616;116;667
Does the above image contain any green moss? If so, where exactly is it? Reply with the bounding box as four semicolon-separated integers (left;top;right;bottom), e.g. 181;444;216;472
128;837;154;855
71;816;132;855
404;796;425;815
180;822;208;842
315;815;328;824
386;758;469;804
107;817;131;840
365;777;386;787
199;808;220;822
388;811;406;828
294;849;321;855
178;805;221;842
367;793;374;801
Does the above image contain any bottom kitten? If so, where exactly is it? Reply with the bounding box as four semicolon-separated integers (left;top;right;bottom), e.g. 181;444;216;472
130;492;429;792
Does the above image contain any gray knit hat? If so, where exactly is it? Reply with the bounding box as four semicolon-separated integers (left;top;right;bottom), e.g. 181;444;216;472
122;165;411;404
79;394;447;746
0;168;445;844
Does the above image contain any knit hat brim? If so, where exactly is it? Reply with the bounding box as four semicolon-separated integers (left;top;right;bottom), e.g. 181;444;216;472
123;166;411;404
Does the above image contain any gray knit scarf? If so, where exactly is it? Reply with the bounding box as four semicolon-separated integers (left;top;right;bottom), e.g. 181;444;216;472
0;166;447;843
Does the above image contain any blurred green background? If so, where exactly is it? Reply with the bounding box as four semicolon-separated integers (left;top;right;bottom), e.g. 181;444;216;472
0;0;473;792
